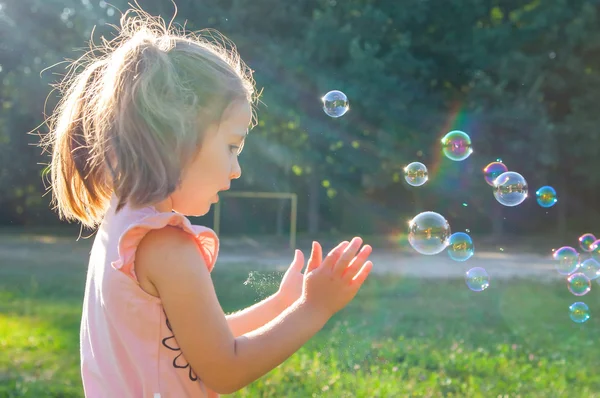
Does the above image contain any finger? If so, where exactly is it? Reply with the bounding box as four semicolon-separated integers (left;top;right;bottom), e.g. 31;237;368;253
333;237;363;277
325;241;349;270
342;244;372;281
320;240;350;271
306;241;322;273
291;249;305;272
350;261;373;286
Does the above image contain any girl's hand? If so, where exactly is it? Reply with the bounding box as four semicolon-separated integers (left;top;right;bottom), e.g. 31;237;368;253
276;249;306;308
277;241;352;308
301;238;373;319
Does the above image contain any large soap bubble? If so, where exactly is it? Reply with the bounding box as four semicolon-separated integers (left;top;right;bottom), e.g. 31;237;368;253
408;211;451;255
493;171;528;207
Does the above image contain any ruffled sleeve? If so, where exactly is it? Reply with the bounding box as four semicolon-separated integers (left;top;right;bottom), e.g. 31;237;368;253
111;212;219;282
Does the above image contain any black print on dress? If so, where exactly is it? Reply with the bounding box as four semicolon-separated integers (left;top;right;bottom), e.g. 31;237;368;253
162;314;198;382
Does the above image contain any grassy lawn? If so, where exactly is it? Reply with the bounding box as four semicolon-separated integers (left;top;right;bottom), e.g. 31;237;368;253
1;236;600;397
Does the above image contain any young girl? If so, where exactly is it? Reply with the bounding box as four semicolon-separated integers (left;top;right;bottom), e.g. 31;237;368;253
41;7;373;397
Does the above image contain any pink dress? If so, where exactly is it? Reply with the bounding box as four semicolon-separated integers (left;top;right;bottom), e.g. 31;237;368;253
80;194;220;397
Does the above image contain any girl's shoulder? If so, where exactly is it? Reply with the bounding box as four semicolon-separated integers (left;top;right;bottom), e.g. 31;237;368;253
106;194;220;284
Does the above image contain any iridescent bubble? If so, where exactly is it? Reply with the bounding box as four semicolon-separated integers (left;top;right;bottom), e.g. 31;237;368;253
408;211;451;255
579;258;600;280
535;186;557;208
569;302;590;324
465;267;490;292
404;162;428;187
483;161;508;186
579;233;596;252
447;232;474;262
322;90;349;118
552;246;580;275
493;172;528;207
590;239;600;262
441;130;472;161
567;272;591;296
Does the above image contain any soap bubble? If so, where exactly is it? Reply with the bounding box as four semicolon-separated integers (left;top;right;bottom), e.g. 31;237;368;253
447;232;474;262
569;302;590;323
404;162;428;187
408;211;451;255
567;272;591;296
493;171;528;207
322;90;349;118
590;239;600;261
441;130;472;161
579;233;596;252
465;267;490;292
483;161;508;186
552;246;580;275
579;258;600;280
535;186;557;208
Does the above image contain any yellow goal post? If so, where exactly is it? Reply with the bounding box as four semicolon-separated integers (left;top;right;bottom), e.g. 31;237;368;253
212;191;298;250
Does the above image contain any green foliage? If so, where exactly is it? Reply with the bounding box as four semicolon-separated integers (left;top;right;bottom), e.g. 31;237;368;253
1;0;600;234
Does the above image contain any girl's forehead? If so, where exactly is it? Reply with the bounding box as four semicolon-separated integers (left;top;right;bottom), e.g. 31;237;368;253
227;101;252;126
202;101;252;140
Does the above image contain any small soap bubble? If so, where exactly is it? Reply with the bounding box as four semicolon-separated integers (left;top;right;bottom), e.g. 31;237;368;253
483;161;508;186
590;239;600;262
552;246;580;275
404;162;428;187
579;233;596;252
493;171;528;207
569;302;590;323
408;211;451;255
579;258;600;280
447;232;474;262
441;130;472;161
465;267;490;292
536;186;557;208
322;90;349;118
567;272;591;296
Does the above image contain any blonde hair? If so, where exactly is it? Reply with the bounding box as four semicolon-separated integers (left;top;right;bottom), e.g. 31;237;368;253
40;6;258;229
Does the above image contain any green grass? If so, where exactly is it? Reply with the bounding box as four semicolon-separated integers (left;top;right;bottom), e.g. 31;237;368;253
1;240;600;397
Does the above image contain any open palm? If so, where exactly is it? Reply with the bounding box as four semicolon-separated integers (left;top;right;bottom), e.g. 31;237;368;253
278;241;352;307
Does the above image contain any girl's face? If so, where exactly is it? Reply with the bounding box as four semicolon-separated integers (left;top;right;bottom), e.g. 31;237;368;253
155;101;252;216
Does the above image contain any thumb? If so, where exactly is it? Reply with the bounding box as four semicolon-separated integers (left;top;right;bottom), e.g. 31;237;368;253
306;241;323;273
290;249;305;271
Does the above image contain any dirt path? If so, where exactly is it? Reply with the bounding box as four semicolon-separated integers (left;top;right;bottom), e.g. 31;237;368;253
0;232;566;281
217;240;563;281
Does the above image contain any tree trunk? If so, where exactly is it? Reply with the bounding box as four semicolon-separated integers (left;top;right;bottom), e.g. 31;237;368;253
557;174;567;239
491;204;504;239
276;199;286;236
307;169;320;234
276;160;292;237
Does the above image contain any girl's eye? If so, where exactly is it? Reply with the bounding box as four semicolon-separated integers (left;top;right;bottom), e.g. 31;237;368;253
229;145;240;154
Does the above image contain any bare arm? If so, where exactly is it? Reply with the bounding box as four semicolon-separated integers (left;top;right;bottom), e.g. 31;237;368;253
136;227;331;394
225;292;288;337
